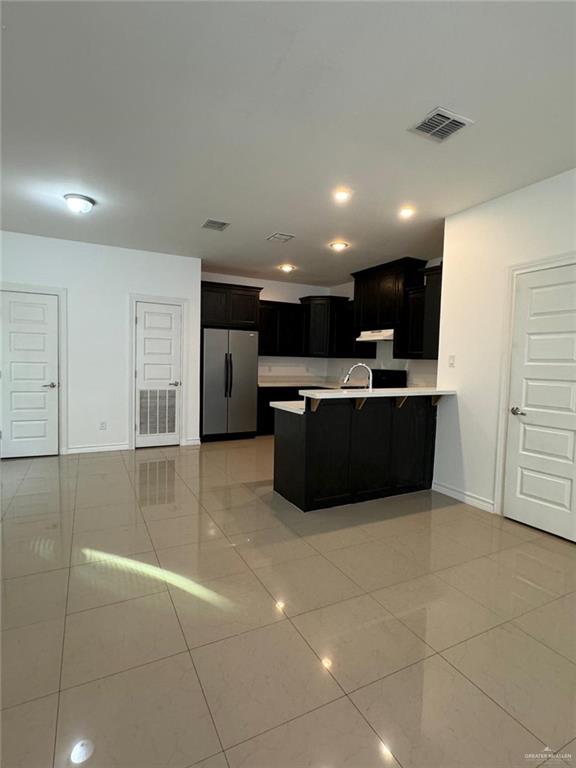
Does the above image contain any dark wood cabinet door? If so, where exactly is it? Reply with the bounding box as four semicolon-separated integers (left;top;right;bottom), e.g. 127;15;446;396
392;397;436;490
306;400;352;507
278;303;304;356
257;386;301;435
229;289;260;328
350;398;395;500
301;298;331;357
352;258;427;334
354;277;379;330
394;286;425;359
335;301;376;358
422;266;442;359
202;282;262;329
201;284;229;326
259;302;280;355
376;271;399;327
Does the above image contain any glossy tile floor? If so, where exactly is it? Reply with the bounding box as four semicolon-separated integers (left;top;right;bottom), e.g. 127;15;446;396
2;436;576;767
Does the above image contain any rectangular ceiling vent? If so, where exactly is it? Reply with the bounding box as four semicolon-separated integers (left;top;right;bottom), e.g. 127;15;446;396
410;107;474;142
202;219;230;232
266;232;295;243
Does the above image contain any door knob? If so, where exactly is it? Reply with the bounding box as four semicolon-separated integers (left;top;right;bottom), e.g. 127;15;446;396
510;406;527;416
41;382;57;389
168;381;181;387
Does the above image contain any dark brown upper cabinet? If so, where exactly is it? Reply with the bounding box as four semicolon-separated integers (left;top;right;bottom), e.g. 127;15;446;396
392;264;443;359
395;286;425;358
300;296;376;359
258;301;305;356
422;265;443;359
352;258;427;332
201;282;262;329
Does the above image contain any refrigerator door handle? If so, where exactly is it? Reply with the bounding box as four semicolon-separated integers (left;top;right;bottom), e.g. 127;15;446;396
224;353;230;398
229;353;234;397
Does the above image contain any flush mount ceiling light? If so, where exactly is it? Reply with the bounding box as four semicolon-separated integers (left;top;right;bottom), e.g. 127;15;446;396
64;194;96;214
279;264;296;273
329;241;350;252
398;205;416;220
333;187;352;205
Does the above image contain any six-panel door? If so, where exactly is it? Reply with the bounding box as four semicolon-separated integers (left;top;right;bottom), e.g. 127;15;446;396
504;264;576;541
1;291;59;457
135;301;182;448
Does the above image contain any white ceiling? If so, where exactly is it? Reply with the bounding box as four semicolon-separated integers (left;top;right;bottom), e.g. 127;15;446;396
2;2;575;285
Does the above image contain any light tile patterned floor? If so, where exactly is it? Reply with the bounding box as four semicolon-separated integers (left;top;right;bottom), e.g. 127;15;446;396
1;436;575;767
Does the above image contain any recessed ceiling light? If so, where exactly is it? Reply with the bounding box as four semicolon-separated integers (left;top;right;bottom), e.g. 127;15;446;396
279;264;296;273
398;205;416;220
329;241;350;252
64;194;96;214
333;187;352;205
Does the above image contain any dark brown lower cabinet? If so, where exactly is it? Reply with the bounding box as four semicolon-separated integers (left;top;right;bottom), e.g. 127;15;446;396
257;387;301;435
273;396;437;511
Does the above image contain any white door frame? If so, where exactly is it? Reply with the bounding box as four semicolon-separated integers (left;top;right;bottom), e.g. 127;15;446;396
494;251;576;517
128;294;189;450
0;282;69;455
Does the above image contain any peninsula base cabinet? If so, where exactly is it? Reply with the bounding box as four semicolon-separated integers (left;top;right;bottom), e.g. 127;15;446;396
273;396;437;511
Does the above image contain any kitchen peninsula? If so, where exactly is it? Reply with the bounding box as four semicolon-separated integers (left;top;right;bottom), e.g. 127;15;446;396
271;388;455;511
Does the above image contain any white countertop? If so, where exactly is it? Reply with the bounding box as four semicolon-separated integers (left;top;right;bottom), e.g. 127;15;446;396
258;378;343;388
270;388;455;416
270;400;306;415
298;387;456;400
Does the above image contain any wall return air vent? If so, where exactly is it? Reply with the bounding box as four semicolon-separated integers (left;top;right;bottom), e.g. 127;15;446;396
202;219;230;231
410;107;474;142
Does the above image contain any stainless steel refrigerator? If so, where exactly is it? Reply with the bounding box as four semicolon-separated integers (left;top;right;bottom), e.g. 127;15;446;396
202;328;259;437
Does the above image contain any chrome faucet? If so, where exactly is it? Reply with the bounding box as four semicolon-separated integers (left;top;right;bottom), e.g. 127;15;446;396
342;363;373;391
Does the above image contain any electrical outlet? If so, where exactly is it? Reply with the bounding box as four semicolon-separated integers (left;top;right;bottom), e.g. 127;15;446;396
99;421;107;431
448;355;456;368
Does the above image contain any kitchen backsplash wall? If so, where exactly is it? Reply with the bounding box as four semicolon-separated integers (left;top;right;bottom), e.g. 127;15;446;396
326;342;438;387
258;356;328;380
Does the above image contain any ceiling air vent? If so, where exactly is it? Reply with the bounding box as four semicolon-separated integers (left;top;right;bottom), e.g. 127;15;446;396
410;107;474;142
202;219;230;232
266;232;295;243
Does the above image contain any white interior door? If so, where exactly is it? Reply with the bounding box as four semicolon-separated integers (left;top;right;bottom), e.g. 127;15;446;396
1;291;59;458
135;301;182;448
504;263;576;541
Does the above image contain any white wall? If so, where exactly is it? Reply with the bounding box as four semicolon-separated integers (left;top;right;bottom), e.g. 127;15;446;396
1;232;202;452
202;271;329;302
435;168;576;511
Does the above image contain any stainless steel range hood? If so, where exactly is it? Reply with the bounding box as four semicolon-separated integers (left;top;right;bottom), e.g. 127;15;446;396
356;329;394;342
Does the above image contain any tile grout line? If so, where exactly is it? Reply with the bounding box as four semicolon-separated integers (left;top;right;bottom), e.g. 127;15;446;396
50;470;78;768
204;482;573;761
125;458;233;768
432;558;565;616
9;446;576;765
219;694;349;756
498;615;576;670
439;650;551;752
344;691;408;768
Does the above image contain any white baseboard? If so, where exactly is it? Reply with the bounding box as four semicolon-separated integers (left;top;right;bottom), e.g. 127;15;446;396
181;437;201;446
64;442;130;455
432;481;495;513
